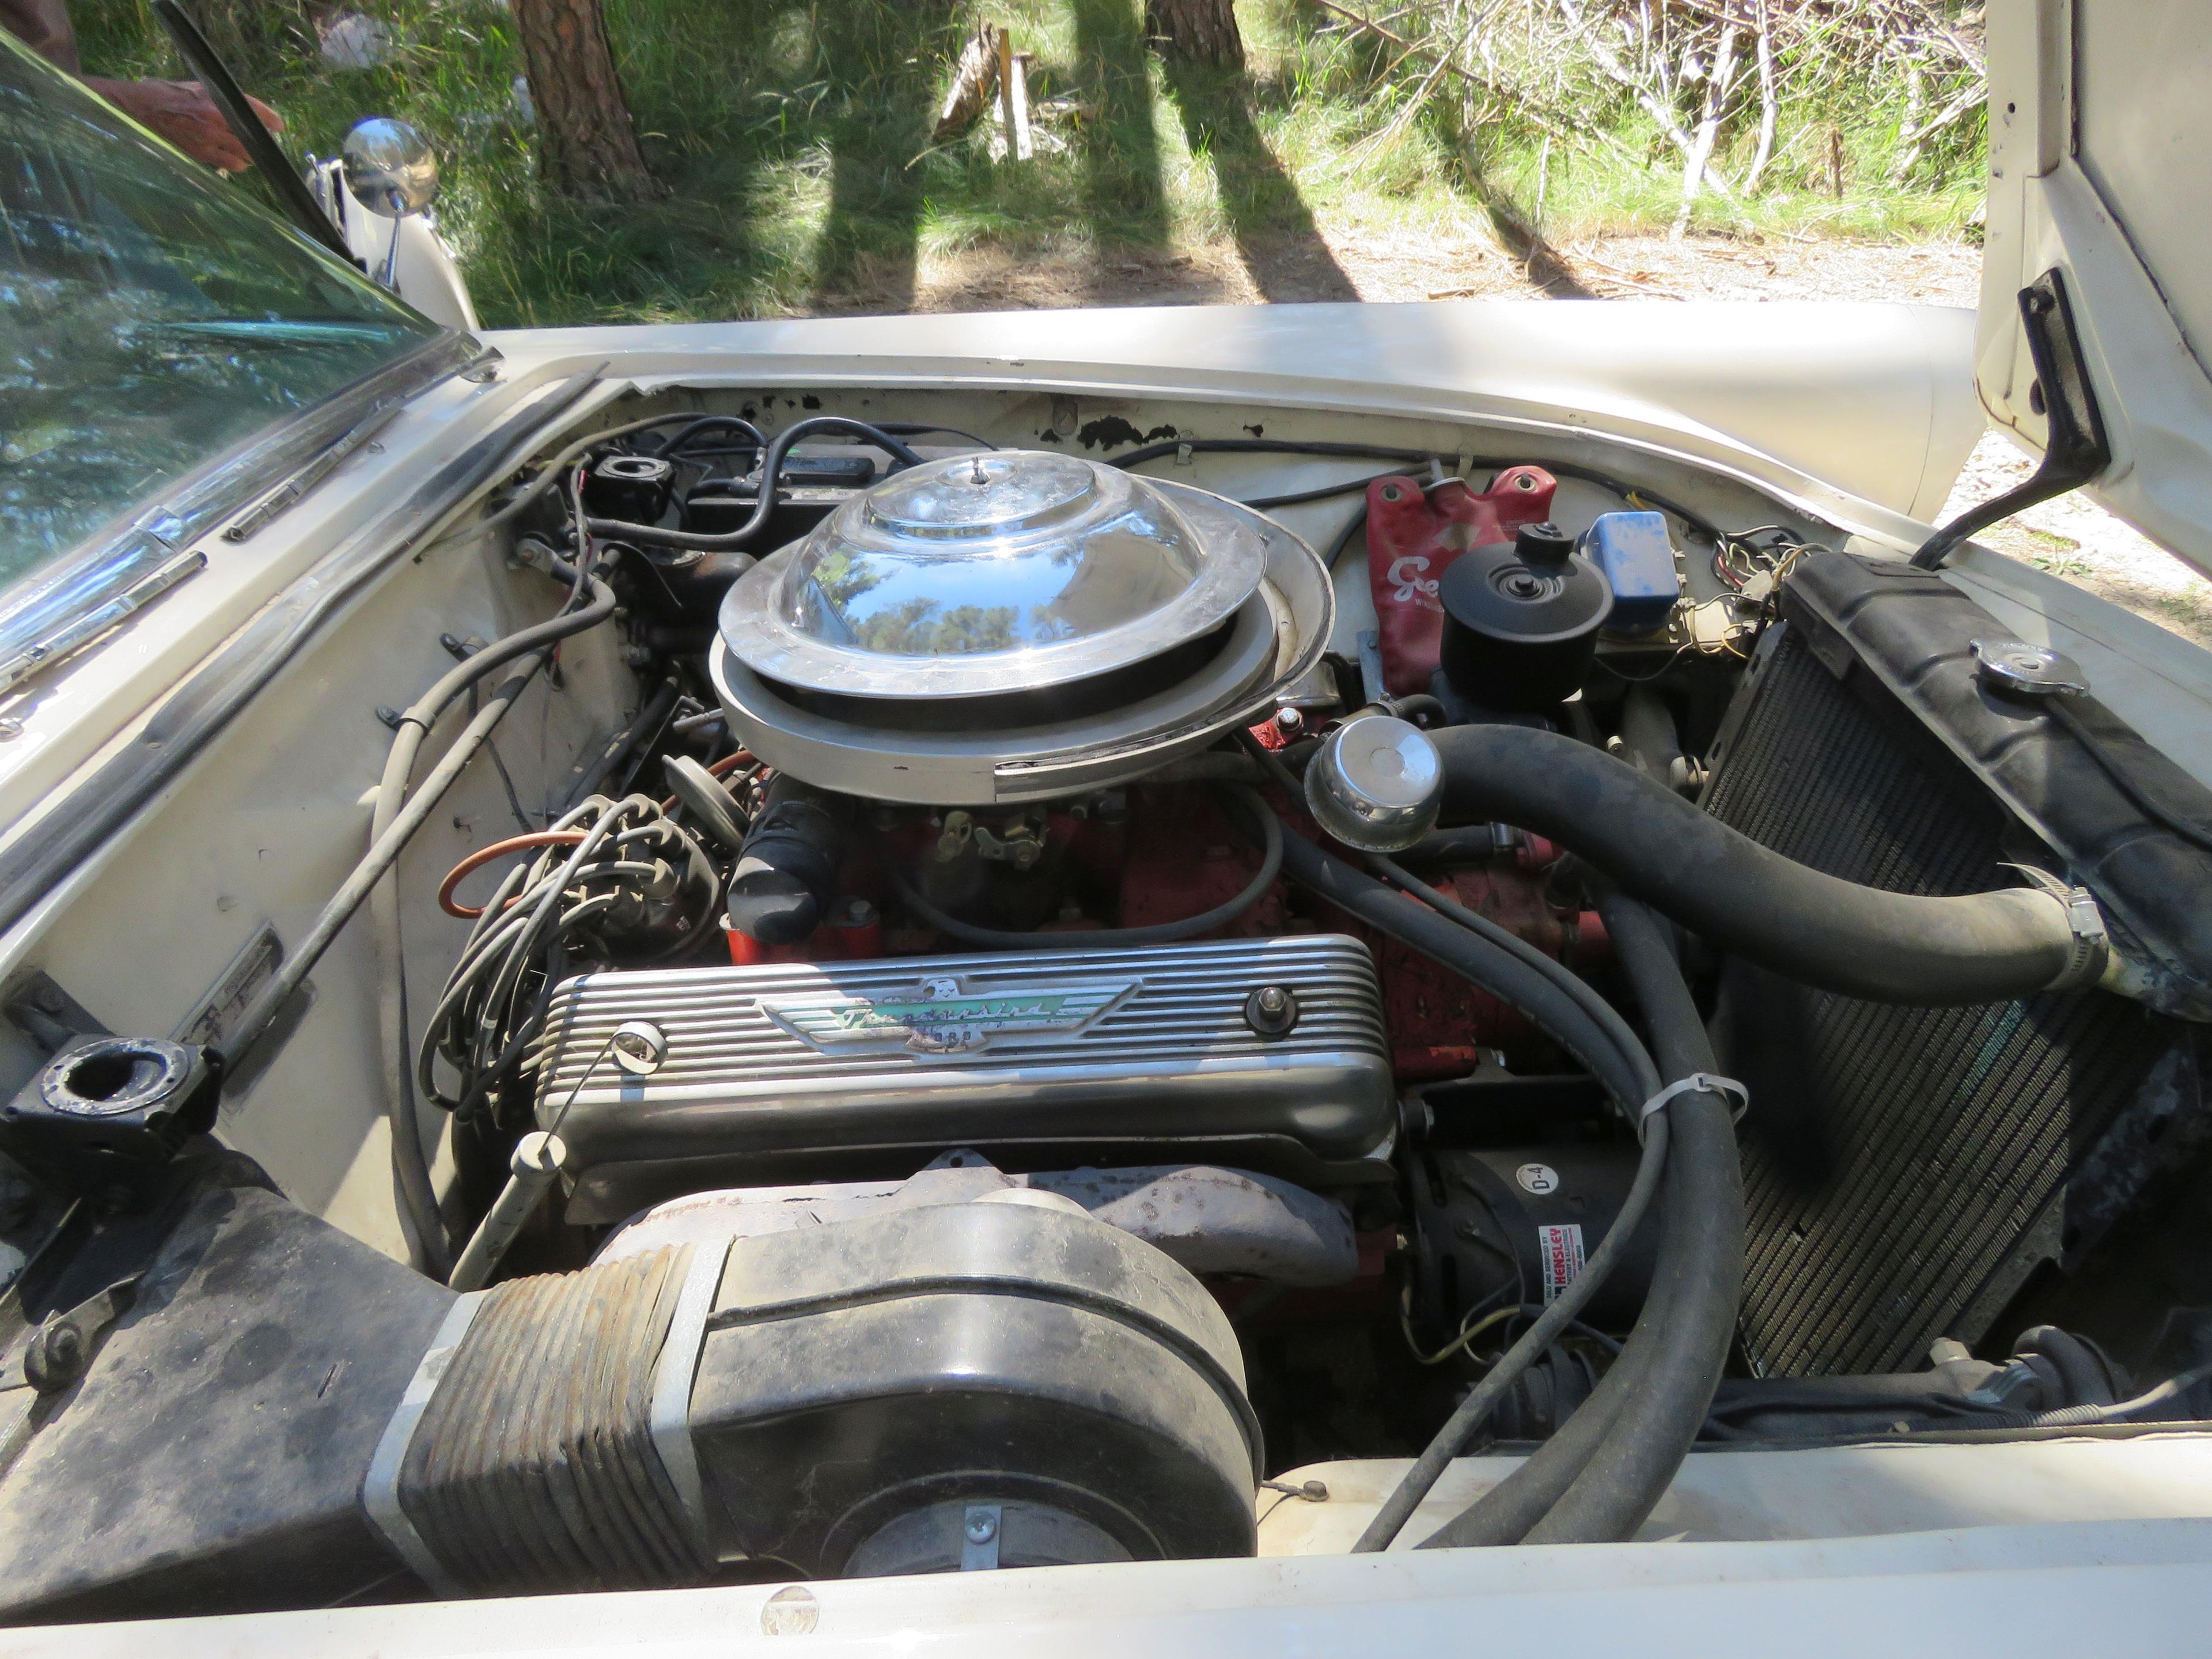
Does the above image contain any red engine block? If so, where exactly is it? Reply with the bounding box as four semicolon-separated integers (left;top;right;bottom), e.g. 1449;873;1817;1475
725;775;1594;1088
1114;782;1601;1081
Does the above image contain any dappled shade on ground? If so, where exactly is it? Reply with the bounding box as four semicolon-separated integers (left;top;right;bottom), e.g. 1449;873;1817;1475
74;0;1988;325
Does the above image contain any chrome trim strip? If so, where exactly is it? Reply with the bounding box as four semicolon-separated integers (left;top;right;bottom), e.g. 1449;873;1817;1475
0;331;480;691
0;547;209;696
0;366;612;942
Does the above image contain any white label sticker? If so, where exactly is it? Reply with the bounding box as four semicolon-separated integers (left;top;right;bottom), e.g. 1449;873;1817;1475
1538;1223;1586;1303
1516;1162;1560;1195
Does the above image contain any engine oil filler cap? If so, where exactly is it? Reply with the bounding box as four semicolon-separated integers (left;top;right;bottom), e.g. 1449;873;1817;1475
1437;521;1611;713
1305;713;1443;853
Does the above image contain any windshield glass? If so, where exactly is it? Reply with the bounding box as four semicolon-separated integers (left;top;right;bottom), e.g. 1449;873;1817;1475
0;33;441;578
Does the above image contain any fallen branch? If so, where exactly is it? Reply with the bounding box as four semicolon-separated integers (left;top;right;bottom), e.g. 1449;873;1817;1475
1304;0;1641;164
1890;78;1986;180
933;24;1003;143
1559;0;1737;201
1672;21;1740;238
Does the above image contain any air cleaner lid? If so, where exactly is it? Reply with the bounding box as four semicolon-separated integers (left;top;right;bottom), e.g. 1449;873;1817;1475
718;451;1268;699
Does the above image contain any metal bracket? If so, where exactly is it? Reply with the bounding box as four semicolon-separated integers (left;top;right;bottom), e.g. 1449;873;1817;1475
648;1240;730;1560
1913;268;2111;570
2;972;109;1056
173;925;311;1099
9;1275;139;1393
960;1503;1003;1570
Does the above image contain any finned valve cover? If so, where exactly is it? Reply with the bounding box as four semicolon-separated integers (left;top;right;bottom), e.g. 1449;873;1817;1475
534;934;1393;1218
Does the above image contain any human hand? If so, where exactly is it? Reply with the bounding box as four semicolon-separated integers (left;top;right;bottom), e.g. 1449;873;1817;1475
81;77;283;173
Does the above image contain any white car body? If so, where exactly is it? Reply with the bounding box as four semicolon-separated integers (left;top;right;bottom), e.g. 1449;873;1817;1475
6;0;2211;1646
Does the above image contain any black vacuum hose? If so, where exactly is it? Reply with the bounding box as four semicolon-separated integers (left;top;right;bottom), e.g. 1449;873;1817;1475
1522;897;1741;1541
1276;833;1658;1114
1427;725;2104;1005
1411;897;1741;1550
892;786;1283;950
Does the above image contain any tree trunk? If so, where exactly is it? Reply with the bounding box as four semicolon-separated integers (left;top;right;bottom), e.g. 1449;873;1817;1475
1145;0;1244;70
511;0;658;198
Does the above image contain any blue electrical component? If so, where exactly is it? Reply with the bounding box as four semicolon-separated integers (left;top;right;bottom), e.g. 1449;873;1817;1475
1582;512;1680;634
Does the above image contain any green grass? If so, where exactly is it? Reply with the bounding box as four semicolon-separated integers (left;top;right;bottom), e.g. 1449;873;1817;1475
74;0;1986;326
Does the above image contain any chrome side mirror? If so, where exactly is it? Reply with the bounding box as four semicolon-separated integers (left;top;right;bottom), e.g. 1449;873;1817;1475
342;116;439;217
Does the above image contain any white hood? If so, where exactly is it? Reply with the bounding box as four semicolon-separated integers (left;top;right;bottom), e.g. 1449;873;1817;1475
1980;0;2212;573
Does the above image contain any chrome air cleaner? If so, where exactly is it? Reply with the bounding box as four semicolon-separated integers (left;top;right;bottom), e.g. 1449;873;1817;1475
711;450;1332;803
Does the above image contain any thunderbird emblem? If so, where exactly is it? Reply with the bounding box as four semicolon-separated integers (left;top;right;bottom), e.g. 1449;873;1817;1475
759;974;1138;1055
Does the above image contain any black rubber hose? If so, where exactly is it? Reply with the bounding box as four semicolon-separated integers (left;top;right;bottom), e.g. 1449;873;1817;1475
1427;725;2100;1005
1366;852;1653;1097
222;575;621;1071
889;786;1282;950
2016;1325;2119;1407
1245;471;1403;510
1416;896;1741;1550
645;414;769;459
1357;1115;1668;1552
1520;897;1741;1544
219;577;620;1278
1276;834;1657;1114
585;417;925;550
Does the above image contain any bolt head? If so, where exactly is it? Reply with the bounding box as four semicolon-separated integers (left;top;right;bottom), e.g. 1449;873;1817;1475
964;1512;998;1544
1243;984;1300;1039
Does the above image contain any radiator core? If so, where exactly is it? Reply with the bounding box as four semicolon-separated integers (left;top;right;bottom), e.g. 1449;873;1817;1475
1703;624;2172;1377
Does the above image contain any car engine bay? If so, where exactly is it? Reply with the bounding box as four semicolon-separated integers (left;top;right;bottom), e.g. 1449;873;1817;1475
0;392;2209;1620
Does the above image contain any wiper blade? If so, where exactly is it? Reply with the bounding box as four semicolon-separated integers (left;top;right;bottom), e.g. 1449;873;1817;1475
221;398;407;544
0;541;206;697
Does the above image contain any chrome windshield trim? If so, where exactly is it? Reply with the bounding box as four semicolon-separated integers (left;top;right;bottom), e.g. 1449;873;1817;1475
0;329;486;700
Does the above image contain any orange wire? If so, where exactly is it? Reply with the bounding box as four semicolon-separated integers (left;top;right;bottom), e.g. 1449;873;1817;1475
438;831;586;919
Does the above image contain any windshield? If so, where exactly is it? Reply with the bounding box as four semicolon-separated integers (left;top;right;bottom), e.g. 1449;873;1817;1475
0;32;441;578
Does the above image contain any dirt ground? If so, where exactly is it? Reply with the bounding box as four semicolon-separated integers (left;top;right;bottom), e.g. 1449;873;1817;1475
882;229;2210;646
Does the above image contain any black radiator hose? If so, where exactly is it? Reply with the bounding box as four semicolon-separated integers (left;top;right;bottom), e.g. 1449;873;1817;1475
1416;897;1744;1549
1427;725;2106;1006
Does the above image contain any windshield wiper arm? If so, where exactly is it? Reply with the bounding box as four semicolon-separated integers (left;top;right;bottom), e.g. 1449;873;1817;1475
221;399;408;544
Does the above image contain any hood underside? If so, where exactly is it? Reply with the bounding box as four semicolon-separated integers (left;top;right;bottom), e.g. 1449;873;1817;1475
1980;0;2212;576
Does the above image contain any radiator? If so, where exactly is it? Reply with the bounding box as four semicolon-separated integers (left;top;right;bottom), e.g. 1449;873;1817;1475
1702;623;2175;1377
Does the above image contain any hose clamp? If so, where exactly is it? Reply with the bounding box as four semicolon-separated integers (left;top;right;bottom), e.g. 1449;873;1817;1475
2008;865;2110;988
1638;1072;1748;1142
